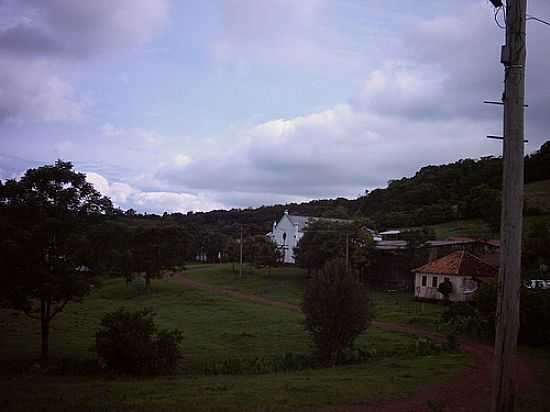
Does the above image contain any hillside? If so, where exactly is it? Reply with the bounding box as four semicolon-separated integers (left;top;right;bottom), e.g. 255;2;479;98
117;141;550;238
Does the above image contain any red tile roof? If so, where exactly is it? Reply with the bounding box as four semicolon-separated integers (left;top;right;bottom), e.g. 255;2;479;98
412;250;497;278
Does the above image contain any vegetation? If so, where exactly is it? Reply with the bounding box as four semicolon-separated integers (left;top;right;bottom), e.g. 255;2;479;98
294;219;374;277
95;308;183;375
360;141;550;229
243;235;282;272
443;284;550;345
125;225;190;289
0;278;469;412
302;259;371;365
0;160;112;359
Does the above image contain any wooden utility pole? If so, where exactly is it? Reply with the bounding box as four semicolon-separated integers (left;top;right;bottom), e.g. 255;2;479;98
345;233;350;273
492;1;527;411
239;224;243;278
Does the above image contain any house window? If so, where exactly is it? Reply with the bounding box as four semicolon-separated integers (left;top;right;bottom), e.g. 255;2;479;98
421;275;427;287
432;276;438;288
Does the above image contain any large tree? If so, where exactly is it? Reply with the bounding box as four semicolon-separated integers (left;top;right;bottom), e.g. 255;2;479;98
0;160;112;359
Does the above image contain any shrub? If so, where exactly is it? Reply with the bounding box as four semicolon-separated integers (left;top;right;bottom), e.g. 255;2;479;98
301;259;371;365
476;283;550;345
441;302;487;339
95;308;183;375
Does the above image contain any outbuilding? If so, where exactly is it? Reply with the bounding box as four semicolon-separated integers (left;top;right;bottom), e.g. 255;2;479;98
412;250;497;302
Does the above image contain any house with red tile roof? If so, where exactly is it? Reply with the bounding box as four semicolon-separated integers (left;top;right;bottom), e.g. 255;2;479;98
412;250;497;302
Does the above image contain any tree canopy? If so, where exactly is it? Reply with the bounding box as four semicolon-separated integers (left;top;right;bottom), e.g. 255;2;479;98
0;160;113;359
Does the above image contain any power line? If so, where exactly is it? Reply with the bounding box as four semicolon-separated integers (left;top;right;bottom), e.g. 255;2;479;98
527;13;550;27
495;6;506;29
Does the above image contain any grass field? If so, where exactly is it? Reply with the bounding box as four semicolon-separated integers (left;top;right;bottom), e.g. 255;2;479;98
0;277;468;412
426;213;550;240
183;263;445;330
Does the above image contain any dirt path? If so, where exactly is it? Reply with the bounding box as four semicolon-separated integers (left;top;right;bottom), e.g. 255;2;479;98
171;273;535;412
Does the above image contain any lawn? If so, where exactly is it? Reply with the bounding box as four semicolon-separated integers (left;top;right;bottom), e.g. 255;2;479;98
183;263;306;304
0;354;468;412
183;263;445;330
0;277;468;412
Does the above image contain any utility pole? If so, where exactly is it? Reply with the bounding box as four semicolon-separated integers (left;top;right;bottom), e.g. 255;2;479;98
345;233;350;273
239;224;243;278
492;1;527;411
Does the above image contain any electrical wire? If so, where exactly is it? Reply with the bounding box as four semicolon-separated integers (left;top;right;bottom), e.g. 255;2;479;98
494;6;506;29
527;14;550;27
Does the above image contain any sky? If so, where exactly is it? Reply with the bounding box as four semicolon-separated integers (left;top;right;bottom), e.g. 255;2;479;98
1;0;549;214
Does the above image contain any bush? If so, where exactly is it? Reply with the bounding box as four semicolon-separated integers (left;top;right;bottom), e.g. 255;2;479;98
95;308;183;375
441;302;487;339
301;259;371;365
476;283;550;345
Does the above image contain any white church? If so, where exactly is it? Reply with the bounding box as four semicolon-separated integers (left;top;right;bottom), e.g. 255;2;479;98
268;211;355;264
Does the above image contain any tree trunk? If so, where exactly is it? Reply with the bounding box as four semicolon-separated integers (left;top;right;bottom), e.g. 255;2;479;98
40;299;50;360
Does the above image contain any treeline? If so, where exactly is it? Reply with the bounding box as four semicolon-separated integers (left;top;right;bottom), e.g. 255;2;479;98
118;140;550;233
360;141;550;228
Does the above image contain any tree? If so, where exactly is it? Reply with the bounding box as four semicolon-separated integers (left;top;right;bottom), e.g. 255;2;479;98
301;259;371;365
523;222;550;276
0;160;112;359
295;220;373;277
223;238;241;272
244;235;281;274
128;225;190;289
294;221;353;273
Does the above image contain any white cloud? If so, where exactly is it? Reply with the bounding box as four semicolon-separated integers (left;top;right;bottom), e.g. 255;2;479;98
0;57;86;122
85;171;222;213
0;0;170;122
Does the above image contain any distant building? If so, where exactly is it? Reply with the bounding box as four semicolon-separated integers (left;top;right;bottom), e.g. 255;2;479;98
379;230;401;241
412;250;497;302
268;211;353;264
368;238;500;291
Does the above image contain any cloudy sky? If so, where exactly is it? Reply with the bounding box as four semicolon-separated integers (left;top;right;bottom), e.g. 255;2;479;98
1;0;549;213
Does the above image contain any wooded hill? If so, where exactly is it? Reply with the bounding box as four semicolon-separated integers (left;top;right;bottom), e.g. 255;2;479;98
120;141;550;236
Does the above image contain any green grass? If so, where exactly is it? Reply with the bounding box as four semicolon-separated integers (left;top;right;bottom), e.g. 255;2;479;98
0;354;469;412
426;214;550;240
184;263;306;305
369;289;445;329
0;278;432;371
427;219;494;239
422;179;550;239
0;278;310;371
184;264;445;330
0;277;471;412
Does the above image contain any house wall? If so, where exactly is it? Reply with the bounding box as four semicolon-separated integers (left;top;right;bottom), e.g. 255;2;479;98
271;215;301;264
414;273;476;302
